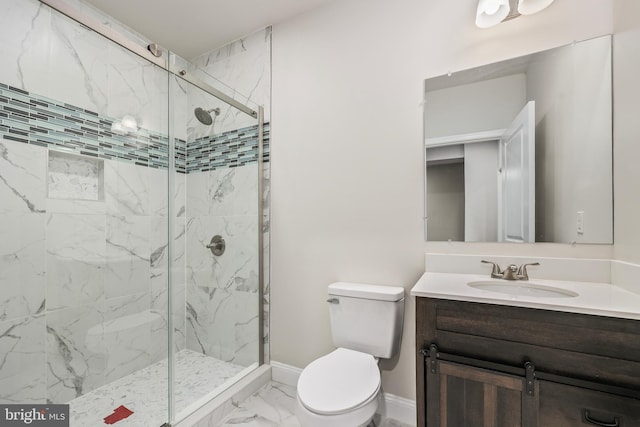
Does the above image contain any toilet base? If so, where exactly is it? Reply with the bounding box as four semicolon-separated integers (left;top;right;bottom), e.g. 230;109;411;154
295;392;379;427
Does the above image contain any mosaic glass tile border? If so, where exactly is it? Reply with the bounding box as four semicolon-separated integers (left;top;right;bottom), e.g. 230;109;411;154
0;82;180;170
187;123;270;173
0;83;268;174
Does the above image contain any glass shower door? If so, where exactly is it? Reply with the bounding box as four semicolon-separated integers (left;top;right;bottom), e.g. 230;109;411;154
0;1;171;425
170;59;262;421
1;1;263;425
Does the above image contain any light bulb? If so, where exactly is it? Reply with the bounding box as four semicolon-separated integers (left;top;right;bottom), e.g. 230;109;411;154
476;0;510;28
484;0;501;15
517;0;555;15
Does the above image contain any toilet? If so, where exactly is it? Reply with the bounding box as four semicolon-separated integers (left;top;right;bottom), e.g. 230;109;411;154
296;282;405;427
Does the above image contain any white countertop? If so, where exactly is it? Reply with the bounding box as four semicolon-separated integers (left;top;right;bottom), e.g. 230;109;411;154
411;272;640;320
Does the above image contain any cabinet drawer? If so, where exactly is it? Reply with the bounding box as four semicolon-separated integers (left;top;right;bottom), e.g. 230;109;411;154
418;298;640;389
539;381;640;427
434;300;640;360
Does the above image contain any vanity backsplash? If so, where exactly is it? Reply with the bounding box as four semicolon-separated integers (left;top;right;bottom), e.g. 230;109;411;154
424;253;640;295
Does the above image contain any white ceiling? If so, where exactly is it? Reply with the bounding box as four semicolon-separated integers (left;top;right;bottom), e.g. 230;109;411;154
83;0;337;59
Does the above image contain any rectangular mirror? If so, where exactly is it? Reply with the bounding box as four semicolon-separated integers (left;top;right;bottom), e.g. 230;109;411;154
424;35;613;244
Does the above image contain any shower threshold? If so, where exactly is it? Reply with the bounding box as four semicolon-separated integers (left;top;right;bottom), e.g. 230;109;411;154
69;349;246;427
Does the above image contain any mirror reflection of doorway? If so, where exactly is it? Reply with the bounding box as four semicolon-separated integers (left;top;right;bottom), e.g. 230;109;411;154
423;35;612;244
499;101;535;243
425;101;535;242
426;160;465;241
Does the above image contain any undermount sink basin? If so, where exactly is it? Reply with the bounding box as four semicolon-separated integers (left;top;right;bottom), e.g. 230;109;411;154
467;281;579;298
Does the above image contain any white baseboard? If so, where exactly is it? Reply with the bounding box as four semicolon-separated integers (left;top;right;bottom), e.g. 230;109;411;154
378;392;416;426
270;360;301;387
270;361;416;427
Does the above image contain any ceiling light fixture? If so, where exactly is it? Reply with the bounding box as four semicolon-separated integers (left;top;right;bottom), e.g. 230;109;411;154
476;0;510;29
517;0;555;15
476;0;555;28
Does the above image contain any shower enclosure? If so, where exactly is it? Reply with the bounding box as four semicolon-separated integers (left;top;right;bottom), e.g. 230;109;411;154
0;0;265;425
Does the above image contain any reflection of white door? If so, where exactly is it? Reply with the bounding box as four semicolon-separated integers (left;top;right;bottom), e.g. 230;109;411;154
498;101;535;243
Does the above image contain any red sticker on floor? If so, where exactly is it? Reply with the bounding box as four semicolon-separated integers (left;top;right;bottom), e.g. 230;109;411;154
103;405;134;424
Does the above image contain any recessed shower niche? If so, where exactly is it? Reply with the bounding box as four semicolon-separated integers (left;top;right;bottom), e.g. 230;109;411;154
47;150;104;201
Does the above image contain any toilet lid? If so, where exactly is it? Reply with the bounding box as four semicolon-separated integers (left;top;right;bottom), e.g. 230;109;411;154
297;348;380;415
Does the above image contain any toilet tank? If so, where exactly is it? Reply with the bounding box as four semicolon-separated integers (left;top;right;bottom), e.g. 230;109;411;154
328;282;405;359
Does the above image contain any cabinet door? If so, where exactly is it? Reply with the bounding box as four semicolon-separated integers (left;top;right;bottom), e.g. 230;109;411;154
427;361;538;427
539;381;640;427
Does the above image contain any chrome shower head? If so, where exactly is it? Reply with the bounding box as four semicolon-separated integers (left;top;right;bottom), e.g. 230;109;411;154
194;107;220;125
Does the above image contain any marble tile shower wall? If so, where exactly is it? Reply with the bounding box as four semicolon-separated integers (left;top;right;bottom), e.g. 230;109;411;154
0;88;268;404
190;28;272;137
173;25;272;368
185;165;258;367
182;126;270;368
0;0;269;408
0;99;268;405
191;27;272;364
0;0;173;405
1;0;171;138
0;135;184;404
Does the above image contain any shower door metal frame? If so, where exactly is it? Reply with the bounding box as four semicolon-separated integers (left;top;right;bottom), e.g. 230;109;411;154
39;0;259;119
37;0;266;424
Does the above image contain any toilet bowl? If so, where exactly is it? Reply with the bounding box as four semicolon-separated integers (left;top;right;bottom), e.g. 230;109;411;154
295;282;405;427
296;348;380;427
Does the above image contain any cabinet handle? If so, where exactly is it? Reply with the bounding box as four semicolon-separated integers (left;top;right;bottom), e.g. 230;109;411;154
582;410;620;427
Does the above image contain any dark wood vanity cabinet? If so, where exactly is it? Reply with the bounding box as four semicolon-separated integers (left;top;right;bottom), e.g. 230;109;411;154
539;381;640;426
416;297;640;427
427;359;539;427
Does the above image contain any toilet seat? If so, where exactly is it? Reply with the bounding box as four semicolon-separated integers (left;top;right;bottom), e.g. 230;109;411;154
297;348;381;415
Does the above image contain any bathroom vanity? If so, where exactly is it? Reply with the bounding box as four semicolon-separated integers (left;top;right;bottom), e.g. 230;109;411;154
412;272;640;427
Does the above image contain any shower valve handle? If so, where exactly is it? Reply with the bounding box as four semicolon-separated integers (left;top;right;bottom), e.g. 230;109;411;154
207;235;226;256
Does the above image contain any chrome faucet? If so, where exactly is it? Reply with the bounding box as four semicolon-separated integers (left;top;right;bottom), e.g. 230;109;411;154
481;260;540;281
516;262;540;280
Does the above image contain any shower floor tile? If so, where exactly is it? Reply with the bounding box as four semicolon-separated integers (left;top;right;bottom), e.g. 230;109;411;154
70;349;245;427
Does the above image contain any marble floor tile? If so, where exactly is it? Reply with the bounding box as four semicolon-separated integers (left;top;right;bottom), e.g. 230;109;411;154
215;381;413;427
67;362;411;427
